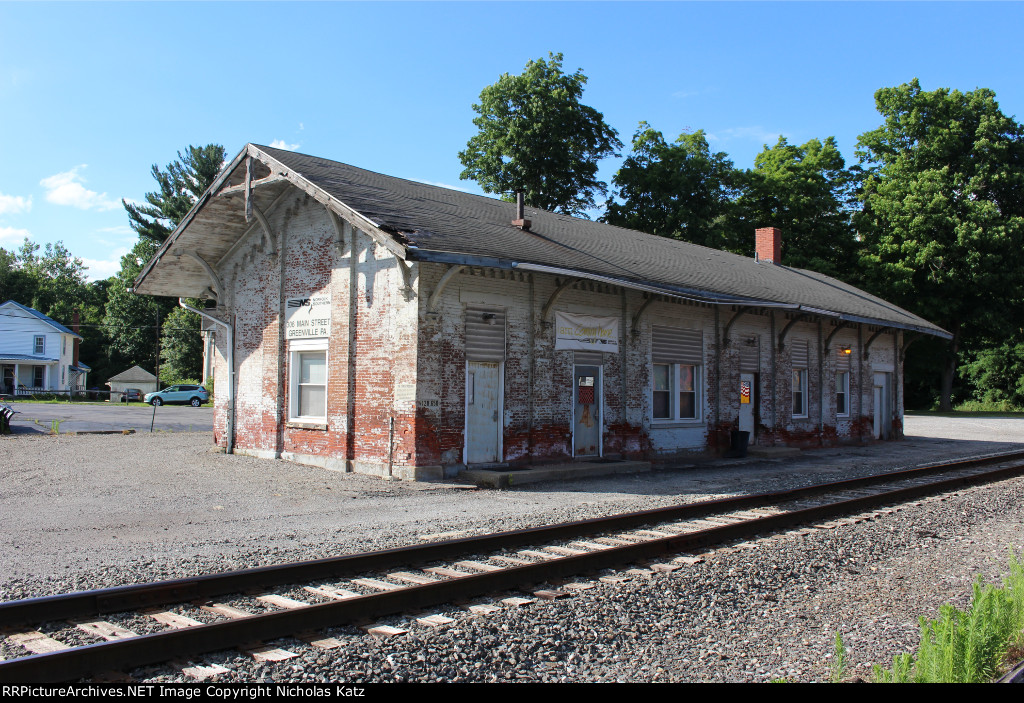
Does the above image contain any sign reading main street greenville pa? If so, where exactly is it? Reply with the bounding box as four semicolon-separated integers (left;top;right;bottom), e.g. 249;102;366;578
285;294;331;339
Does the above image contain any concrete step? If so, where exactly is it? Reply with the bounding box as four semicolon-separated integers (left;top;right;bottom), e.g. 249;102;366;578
462;459;652;488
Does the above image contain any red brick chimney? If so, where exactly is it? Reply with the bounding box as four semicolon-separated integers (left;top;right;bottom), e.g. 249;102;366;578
72;309;80;367
755;227;782;264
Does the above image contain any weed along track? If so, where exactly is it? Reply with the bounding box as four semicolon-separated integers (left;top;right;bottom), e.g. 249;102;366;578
2;450;1024;683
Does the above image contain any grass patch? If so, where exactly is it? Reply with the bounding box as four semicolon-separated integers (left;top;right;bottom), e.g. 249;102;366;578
831;631;849;682
906;408;1024;419
872;554;1024;683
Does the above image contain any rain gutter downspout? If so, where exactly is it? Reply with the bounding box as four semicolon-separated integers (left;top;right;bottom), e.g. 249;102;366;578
180;299;235;454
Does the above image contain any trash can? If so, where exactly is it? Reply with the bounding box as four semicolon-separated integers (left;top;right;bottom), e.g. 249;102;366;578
726;430;750;458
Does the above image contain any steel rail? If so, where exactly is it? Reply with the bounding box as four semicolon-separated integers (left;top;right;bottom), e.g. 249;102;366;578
2;449;1023;628
1;452;1023;682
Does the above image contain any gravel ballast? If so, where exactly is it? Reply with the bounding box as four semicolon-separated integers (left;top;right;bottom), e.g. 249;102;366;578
1;415;1023;682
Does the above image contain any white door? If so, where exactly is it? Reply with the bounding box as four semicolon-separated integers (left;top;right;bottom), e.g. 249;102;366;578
466;361;501;464
872;372;889;440
573;365;602;457
739;373;755;436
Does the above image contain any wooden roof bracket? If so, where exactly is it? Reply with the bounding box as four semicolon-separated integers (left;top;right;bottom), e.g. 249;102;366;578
777;314;809;352
722;306;751;347
215;157;290;202
899;332;922;362
328;208;349;257
863;326;893;361
427;264;465;313
542;277;581;319
396;259;415;301
182;250;223;302
251;205;277;258
823;321;850;353
630;294;658;338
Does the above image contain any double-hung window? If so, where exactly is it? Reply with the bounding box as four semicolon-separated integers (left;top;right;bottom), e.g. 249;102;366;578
836;372;850;416
652;326;703;422
836;345;852;417
289;340;327;422
791;339;809;418
653;363;701;420
34;336;45;355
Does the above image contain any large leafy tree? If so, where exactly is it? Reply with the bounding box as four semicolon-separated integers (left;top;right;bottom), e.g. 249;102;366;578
103;239;168;374
123;144;226;244
0;243;36;305
459;52;622;216
159;304;204;382
603;124;739;250
734;136;859;279
856;79;1024;410
14;239;91;323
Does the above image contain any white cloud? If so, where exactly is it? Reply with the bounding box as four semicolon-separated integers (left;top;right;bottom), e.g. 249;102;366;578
0;225;32;243
705;126;788;146
0;192;32;215
81;247;129;281
270;140;300;151
40;165;120;211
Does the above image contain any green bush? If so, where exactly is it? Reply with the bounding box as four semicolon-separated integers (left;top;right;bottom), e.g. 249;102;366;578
873;554;1024;683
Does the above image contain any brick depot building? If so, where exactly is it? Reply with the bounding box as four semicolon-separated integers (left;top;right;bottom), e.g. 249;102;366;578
133;144;949;480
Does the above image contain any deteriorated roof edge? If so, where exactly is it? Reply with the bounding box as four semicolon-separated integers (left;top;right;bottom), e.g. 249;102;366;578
409;249;953;340
134;143;951;341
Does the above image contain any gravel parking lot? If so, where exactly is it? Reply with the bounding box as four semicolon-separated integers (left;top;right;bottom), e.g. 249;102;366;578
1;413;1022;682
5;401;212;434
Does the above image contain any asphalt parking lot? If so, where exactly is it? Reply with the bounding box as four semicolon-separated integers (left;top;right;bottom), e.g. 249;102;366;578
4;401;213;434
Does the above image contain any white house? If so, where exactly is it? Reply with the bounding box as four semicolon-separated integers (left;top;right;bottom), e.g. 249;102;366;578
0;300;90;397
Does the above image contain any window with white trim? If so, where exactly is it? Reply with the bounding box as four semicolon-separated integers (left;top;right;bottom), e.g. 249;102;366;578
651;325;703;422
34;336;44;355
836;371;850;417
792;369;808;417
653;363;701;420
791;339;809;418
289;340;328;421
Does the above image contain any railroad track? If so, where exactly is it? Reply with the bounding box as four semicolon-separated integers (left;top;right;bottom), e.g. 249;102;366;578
3;449;1024;683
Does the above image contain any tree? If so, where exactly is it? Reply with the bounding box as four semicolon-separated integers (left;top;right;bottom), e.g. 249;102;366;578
856;79;1024;410
603;124;739;250
0;243;35;305
123;144;226;244
159;303;204;382
103;239;170;374
107;144;225;381
16;240;91;323
734;136;859;279
459;53;622;216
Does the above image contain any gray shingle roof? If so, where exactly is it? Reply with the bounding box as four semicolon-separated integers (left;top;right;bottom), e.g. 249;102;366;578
134;144;948;339
256;145;947;338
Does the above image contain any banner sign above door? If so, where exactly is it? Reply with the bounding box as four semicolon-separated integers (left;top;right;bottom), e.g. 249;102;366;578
555;312;619;353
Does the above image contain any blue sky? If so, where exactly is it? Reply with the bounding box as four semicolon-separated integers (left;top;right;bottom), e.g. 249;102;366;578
1;1;1022;280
